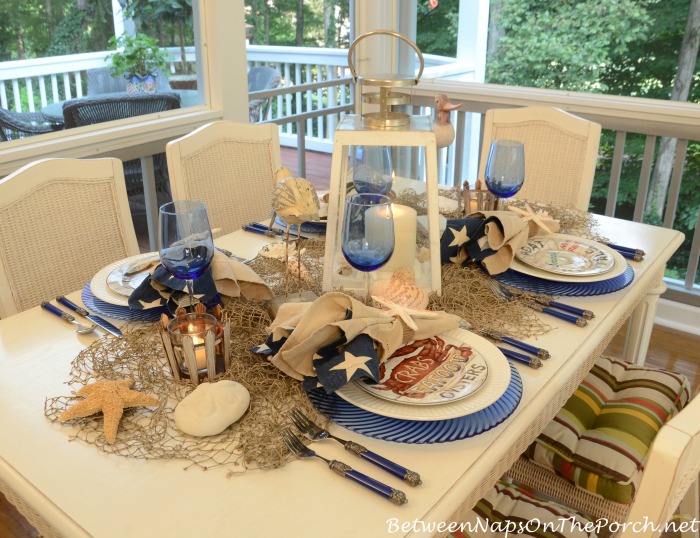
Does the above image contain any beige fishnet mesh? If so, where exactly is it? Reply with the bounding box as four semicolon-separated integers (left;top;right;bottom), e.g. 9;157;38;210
44;197;600;473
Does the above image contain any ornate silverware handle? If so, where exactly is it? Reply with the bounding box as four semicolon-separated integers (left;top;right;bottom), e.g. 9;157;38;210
329;460;408;505
343;440;422;486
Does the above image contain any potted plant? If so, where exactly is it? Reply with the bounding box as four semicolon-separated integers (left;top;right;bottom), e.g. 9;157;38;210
105;33;170;94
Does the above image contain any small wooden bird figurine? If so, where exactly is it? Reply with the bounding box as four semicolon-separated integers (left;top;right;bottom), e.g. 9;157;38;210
433;94;462;149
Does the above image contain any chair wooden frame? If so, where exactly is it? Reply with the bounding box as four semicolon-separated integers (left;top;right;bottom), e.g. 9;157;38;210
478;106;602;211
166;121;282;235
0;158;139;318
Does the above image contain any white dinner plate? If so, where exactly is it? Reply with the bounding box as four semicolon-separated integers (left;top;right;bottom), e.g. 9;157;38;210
516;234;615;276
354;331;489;406
335;328;510;421
91;252;159;306
510;245;627;283
106;253;160;297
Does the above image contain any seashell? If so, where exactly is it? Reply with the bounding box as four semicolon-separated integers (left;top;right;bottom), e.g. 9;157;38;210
174;381;250;437
272;168;321;226
259;242;296;259
370;268;429;310
286;253;311;281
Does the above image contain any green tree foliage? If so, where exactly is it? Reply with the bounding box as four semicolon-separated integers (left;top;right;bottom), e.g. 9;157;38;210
488;0;699;283
417;0;460;57
487;0;652;90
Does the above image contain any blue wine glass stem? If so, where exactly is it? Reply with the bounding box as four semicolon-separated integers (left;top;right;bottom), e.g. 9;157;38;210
185;279;195;310
364;272;370;304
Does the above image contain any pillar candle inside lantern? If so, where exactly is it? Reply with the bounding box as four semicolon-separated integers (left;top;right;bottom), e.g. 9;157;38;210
384;203;417;273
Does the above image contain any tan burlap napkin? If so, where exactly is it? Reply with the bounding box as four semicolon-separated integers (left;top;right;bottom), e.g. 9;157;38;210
210;250;274;300
472;211;529;274
267;292;460;380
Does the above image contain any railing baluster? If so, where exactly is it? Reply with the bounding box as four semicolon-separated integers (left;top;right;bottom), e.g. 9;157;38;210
664;139;688;230
11;79;21;112
23;78;35;111
38;76;48;108
327;66;337;138
305;63;312;138
284;63;293;136
686;205;700;291
51;75;59;103
0;83;7;109
606;131;626;217
63;73;72;100
319;67;327;142
634;135;657;222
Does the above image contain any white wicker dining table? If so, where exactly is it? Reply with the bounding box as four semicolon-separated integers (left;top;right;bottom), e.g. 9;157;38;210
0;215;682;538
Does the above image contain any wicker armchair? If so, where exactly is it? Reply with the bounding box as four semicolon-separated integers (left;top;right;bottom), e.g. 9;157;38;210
248;66;281;123
62;93;181;213
0;107;64;141
0;158;139;318
478;106;601;211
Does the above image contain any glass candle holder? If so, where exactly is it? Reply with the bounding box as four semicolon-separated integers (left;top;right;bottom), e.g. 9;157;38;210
165;313;225;382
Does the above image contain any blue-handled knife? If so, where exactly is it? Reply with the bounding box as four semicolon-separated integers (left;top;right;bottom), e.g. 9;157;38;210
533;298;595;320
529;303;588;327
56;296;122;337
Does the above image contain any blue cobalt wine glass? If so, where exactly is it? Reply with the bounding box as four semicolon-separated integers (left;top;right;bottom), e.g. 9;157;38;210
484;140;525;206
159;200;215;310
341;193;395;302
350;146;394;195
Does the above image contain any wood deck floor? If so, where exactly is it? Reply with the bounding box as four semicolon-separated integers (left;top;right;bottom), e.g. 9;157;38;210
4;148;695;538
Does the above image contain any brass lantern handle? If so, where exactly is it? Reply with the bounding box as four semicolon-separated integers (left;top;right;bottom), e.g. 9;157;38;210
347;30;425;84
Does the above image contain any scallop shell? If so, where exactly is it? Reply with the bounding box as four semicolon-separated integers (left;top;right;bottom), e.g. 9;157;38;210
272;176;321;226
370;268;429;310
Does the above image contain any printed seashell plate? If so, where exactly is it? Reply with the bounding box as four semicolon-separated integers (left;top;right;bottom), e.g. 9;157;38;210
516;234;616;276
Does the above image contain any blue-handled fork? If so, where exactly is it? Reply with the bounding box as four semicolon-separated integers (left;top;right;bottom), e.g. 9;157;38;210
289;408;421;486
280;428;408;505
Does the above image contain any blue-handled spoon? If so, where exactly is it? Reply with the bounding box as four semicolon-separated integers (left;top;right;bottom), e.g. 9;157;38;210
41;301;96;334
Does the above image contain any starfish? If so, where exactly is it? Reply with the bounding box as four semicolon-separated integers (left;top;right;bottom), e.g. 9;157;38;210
58;379;159;444
508;203;556;233
371;295;438;331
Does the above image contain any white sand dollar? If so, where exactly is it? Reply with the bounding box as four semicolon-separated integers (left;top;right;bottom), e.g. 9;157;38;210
174;381;250;437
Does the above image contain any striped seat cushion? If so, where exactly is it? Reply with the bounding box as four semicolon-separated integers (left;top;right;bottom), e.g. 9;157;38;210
525;356;691;503
446;481;598;538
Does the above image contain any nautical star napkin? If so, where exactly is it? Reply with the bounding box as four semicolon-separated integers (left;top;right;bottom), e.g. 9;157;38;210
129;250;273;313
252;292;461;393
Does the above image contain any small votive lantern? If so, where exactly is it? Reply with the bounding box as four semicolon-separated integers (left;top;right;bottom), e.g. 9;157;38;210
159;311;230;385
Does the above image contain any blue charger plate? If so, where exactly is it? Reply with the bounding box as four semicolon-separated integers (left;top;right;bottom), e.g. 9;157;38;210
82;284;167;322
493;264;634;297
308;362;522;444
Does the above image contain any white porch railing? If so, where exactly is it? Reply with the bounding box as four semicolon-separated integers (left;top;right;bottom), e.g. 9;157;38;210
0;47;697;304
0;48;194;113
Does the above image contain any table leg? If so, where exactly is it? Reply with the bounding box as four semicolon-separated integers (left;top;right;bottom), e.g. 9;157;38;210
622;269;666;365
141;156;158;252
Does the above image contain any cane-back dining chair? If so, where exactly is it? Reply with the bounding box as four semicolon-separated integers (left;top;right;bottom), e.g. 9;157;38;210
248;66;282;123
0;107;64;141
0;158;139;318
478;106;602;211
503;356;699;538
166;121;282;235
